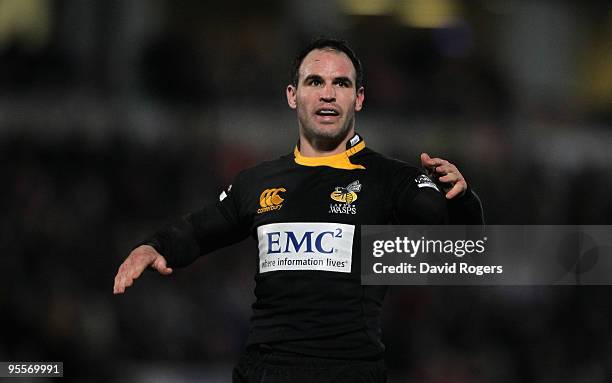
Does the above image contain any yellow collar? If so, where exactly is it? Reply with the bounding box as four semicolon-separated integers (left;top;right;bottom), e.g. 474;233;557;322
293;141;366;170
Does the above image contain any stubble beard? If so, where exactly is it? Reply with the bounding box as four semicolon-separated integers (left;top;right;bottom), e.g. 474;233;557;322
299;114;355;152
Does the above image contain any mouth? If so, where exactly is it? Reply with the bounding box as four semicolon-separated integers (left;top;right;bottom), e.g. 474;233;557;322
314;107;340;123
315;107;340;116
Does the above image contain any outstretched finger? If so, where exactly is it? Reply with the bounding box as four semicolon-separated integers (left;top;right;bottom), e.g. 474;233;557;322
420;153;444;168
445;181;467;199
114;260;141;294
438;174;456;183
113;263;127;294
421;154;450;175
114;273;125;294
433;164;453;176
420;152;433;167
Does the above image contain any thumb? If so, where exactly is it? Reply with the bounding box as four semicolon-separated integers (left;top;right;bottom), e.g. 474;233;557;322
420;152;433;167
151;256;173;275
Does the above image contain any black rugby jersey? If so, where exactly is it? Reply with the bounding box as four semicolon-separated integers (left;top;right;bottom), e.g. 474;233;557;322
144;133;484;359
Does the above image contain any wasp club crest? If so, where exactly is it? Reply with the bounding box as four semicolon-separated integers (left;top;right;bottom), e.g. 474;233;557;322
329;180;361;215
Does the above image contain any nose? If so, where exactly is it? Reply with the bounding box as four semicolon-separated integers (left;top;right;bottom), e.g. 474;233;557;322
320;83;336;102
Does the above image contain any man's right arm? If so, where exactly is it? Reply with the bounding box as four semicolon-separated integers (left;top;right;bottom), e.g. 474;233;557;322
114;179;250;294
142;202;249;268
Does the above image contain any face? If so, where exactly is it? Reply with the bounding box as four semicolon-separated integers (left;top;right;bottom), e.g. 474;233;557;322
286;49;364;147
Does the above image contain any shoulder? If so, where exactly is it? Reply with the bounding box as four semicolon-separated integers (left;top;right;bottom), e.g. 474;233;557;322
356;148;442;197
355;147;424;179
219;154;292;212
233;154;293;184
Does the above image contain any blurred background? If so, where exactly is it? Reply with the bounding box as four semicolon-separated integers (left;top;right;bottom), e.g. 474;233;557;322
2;0;612;381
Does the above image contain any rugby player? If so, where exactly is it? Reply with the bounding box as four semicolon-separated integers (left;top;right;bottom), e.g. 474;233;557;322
114;38;483;382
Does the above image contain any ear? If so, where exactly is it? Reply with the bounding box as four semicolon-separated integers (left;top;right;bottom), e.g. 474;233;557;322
286;85;297;109
354;86;365;112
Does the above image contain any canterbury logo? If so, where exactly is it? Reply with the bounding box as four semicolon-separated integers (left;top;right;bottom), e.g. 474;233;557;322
258;188;286;214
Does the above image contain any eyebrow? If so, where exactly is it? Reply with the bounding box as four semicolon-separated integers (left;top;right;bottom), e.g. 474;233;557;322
303;74;322;84
333;76;353;86
303;74;354;86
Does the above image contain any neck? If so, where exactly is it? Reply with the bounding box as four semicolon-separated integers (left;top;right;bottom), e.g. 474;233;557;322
298;128;355;157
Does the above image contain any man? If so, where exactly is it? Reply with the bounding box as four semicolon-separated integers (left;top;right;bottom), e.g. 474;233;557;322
114;38;483;382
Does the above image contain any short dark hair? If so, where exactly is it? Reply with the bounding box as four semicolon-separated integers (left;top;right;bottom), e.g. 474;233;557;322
291;37;364;90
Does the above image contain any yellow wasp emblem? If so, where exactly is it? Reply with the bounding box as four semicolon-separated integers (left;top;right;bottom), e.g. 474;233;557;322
330;180;362;205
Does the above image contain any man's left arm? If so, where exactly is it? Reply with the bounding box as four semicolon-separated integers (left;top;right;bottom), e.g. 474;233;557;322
420;153;485;224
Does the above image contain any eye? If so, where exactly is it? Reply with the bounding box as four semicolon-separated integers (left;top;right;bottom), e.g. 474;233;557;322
309;78;322;86
335;80;350;88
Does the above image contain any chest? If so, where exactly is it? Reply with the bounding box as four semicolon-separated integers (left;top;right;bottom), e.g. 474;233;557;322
248;167;391;231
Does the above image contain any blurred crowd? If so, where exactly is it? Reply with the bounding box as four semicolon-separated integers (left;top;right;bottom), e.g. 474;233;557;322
2;0;612;382
3;132;612;382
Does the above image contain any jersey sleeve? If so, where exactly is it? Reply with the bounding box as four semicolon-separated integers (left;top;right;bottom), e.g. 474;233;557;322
139;172;251;268
447;186;485;224
391;167;448;224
